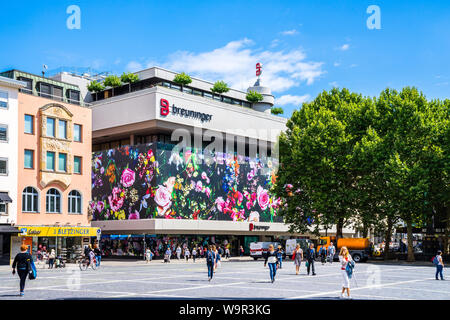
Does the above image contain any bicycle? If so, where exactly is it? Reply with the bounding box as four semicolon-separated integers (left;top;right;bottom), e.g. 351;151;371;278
78;256;97;271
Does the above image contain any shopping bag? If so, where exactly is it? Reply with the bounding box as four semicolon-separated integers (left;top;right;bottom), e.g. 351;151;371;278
28;260;37;280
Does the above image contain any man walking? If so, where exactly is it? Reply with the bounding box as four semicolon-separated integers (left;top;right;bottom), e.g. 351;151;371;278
435;250;445;280
307;243;317;275
276;245;284;269
176;246;182;260
328;242;336;264
206;245;216;281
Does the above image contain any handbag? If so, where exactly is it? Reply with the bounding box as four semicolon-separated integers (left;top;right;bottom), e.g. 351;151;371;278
305;261;309;268
28;260;37;280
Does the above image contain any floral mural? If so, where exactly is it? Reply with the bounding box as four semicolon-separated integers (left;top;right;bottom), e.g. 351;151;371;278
91;143;282;223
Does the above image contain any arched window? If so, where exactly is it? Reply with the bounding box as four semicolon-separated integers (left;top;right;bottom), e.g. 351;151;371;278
22;187;39;212
68;190;82;214
46;188;61;213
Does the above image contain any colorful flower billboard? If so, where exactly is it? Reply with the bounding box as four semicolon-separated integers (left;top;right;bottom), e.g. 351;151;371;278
91;143;282;223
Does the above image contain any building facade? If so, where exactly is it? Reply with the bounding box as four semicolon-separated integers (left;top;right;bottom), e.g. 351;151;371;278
0;70;97;263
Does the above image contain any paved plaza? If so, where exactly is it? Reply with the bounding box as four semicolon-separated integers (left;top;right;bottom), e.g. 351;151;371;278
0;258;448;300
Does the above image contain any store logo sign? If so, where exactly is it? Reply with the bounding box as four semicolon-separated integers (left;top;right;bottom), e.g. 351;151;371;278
160;98;213;122
249;223;270;231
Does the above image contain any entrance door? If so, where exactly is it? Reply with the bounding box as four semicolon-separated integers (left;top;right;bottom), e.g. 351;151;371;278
0;234;11;265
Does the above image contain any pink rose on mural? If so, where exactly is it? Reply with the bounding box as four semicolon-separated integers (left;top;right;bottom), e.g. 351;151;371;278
248;211;260;222
120;168;136;187
129;210;140;220
108;187;124;212
257;186;270;210
205;187;211;198
201;172;210;184
195;181;203;192
155;185;172;216
246;200;253;210
231;209;245;222
215;197;225;212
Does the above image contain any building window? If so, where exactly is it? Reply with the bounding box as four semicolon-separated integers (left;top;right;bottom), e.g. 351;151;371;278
22;187;39;212
0;158;7;175
46;151;55;171
0;202;6;215
68;190;82;214
24;150;34;169
53;86;63;102
0;90;8;109
73;124;82;142
46;188;61;213
58;153;67;172
24;114;34;134
39;83;51;99
58;120;67;139
203;92;213;99
46;117;55;137
74;156;82;174
0;124;7;142
68;90;80;104
17;77;33;94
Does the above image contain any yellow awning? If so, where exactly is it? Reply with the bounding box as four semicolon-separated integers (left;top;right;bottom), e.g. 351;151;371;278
17;226;101;237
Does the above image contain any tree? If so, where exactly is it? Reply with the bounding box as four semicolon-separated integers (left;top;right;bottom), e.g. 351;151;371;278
246;91;264;103
120;72;139;84
87;81;105;92
271;107;284;115
211;81;230;94
173;72;192;86
103;75;122;88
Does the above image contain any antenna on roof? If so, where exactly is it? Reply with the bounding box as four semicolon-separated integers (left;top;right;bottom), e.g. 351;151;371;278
42;64;48;77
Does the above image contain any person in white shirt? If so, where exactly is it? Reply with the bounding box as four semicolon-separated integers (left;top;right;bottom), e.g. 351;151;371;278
185;248;190;261
176;246;182;260
339;246;353;299
328;242;336;264
435;250;445;280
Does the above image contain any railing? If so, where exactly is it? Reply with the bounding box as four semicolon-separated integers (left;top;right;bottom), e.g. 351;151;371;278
20;88;91;107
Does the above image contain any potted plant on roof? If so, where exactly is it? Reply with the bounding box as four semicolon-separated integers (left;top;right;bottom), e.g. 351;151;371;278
103;75;122;98
121;72;140;93
246;90;264;104
271;107;284;115
173;72;192;92
87;81;105;101
211;80;230;101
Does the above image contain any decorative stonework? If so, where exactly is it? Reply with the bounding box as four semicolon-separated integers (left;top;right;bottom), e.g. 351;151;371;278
39;103;74;189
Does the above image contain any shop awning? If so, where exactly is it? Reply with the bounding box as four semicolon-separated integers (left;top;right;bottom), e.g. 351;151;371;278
0;225;20;233
0;192;12;203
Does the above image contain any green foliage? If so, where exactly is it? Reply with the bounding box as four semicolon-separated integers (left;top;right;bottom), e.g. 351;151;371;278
246;91;264;103
120;72;139;83
271;107;284;115
103;75;122;88
87;81;105;92
211;80;230;94
173;72;192;86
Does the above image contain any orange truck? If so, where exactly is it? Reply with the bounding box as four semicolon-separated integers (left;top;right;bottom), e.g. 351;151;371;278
317;236;371;262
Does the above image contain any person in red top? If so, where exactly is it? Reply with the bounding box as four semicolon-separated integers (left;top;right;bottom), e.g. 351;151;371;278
339;246;353;299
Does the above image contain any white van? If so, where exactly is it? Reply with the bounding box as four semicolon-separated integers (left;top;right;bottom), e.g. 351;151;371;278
249;242;281;260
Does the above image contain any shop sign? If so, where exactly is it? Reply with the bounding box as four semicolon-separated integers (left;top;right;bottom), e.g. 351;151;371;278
249;223;270;231
18;226;101;237
160;98;213;122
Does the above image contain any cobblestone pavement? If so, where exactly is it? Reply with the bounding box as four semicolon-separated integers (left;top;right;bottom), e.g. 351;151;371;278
0;258;448;300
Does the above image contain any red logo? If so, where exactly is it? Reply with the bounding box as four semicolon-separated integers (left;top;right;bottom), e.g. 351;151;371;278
160;98;170;116
249;223;254;231
256;63;262;76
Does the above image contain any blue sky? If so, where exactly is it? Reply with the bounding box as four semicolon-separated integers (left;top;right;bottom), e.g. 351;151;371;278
1;0;450;117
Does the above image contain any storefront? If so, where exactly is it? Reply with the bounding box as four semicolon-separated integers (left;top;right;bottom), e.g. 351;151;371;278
0;225;19;265
12;226;101;263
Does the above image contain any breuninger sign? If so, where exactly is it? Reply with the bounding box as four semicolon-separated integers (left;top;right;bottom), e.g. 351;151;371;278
160;98;213;123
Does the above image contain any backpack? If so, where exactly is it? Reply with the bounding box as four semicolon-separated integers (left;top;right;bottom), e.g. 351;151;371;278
432;256;440;266
346;260;355;279
206;251;214;264
28;259;37;280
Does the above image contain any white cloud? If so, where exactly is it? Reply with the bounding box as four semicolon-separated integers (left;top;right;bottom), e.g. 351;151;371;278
275;94;311;106
126;61;143;72
280;29;298;36
160;38;324;92
270;39;280;48
339;44;350;51
329;81;339;87
333;62;341;67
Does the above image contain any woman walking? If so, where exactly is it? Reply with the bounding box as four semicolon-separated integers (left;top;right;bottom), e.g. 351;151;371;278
192;247;197;263
12;245;33;296
264;244;279;283
206;245;216;281
212;245;221;271
293;244;303;275
48;249;56;269
185;247;190;262
339;246;353;299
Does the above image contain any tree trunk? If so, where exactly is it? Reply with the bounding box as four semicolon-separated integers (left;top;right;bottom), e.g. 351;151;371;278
406;219;415;262
383;217;393;260
444;206;450;255
336;217;344;240
362;221;369;238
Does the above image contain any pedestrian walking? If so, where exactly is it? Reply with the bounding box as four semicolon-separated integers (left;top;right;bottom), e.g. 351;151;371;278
434;250;445;280
94;244;102;267
145;248;153;263
276;245;284;269
164;247;171;263
48;249;56;269
225;247;230;259
12;245;33;296
264;244;279;283
328;242;336;264
292;244;303;275
185;248;190;261
192;248;197;263
306;243;316;275
239;246;244;257
212;245;221;271
319;246;327;265
339;246;354;299
206;245;216;281
176;246;182;260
